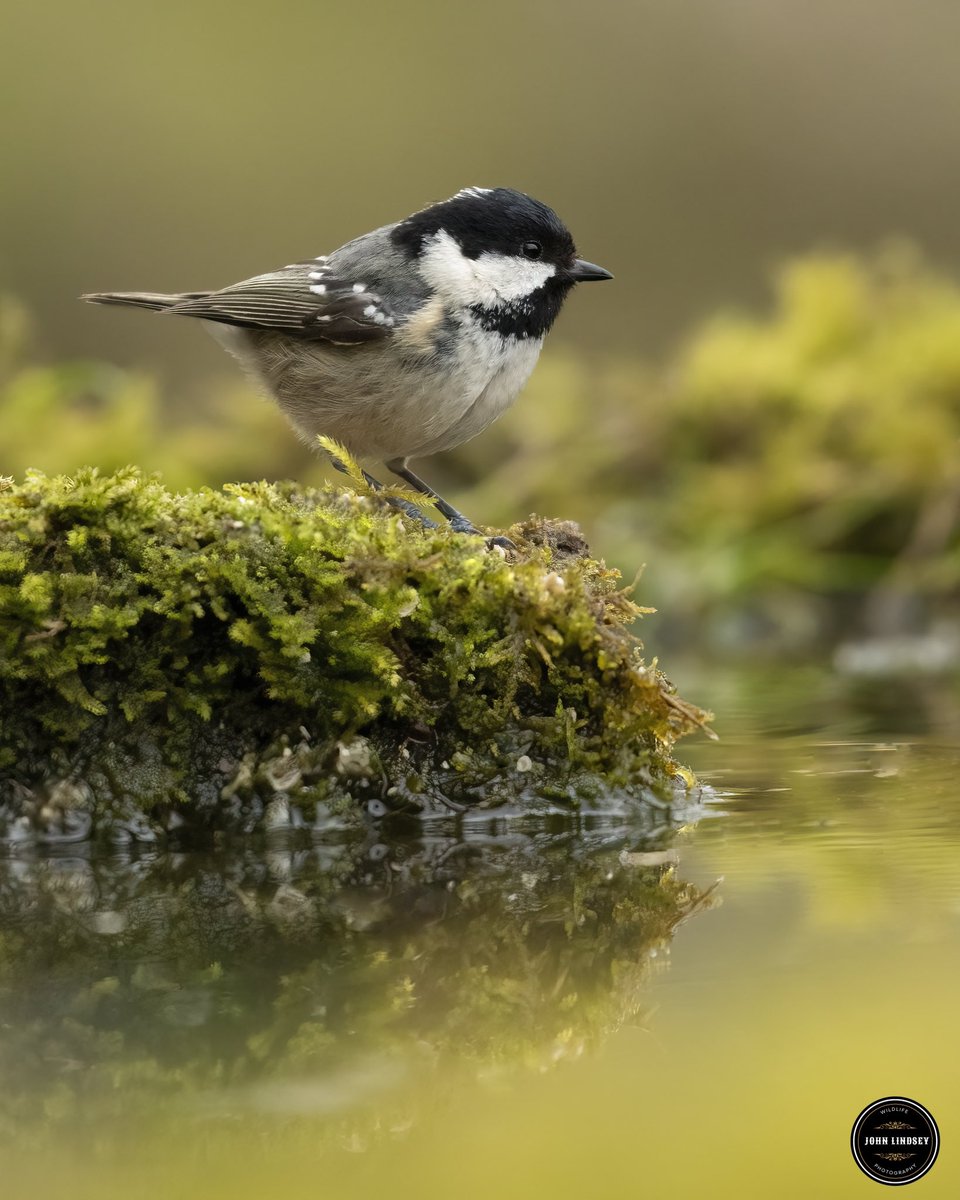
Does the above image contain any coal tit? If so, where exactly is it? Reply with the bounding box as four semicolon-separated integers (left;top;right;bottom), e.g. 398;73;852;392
82;187;612;540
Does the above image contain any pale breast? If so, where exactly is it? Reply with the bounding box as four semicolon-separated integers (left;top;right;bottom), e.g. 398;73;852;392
206;313;543;462
419;330;543;456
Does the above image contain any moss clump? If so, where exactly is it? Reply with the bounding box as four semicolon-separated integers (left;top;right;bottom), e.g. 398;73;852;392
0;468;707;836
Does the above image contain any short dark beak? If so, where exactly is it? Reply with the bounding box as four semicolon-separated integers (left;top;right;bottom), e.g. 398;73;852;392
568;258;614;282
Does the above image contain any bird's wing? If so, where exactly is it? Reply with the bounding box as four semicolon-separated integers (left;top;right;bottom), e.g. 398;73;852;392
165;262;396;345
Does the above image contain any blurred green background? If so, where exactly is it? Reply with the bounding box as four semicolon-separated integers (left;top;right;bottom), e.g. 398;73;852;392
3;0;960;650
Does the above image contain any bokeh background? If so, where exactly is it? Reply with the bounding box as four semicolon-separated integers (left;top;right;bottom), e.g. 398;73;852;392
3;0;960;653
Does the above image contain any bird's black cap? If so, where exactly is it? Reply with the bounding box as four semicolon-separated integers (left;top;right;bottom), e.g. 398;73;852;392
392;187;578;265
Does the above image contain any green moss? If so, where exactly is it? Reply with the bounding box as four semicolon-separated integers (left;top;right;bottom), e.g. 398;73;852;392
0;468;706;836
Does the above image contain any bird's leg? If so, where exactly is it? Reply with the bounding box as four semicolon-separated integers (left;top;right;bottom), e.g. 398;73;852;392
328;456;438;528
386;459;515;550
386;459;478;532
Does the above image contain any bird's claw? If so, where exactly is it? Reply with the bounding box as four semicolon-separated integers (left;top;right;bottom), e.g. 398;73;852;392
390;498;440;528
447;517;515;551
448;516;482;536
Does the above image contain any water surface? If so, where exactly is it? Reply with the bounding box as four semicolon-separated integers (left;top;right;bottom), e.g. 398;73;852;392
2;665;958;1198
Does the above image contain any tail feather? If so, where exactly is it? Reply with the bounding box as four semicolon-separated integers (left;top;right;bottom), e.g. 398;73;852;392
80;290;212;312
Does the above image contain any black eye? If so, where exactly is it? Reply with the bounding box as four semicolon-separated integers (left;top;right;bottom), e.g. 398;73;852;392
521;241;543;260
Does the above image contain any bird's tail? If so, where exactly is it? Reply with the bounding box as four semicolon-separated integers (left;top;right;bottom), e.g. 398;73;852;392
80;290;212;312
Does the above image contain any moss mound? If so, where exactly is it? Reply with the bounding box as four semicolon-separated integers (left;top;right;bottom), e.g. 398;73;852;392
0;468;708;837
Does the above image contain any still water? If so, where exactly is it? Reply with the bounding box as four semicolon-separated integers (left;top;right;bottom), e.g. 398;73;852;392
1;666;958;1198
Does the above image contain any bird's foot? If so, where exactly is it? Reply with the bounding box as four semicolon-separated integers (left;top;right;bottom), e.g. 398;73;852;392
448;515;482;536
384;496;440;529
383;462;515;550
447;515;515;551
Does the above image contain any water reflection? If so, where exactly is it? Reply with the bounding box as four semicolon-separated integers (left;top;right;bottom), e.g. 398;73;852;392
2;672;959;1198
0;821;715;1148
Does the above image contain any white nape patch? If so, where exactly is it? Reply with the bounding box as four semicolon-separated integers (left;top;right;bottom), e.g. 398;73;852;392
418;229;555;308
309;284;327;295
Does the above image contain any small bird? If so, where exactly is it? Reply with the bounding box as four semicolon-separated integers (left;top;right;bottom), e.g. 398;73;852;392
82;187;612;542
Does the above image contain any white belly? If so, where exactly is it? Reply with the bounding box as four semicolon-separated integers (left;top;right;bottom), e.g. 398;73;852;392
414;329;543;458
207;317;543;463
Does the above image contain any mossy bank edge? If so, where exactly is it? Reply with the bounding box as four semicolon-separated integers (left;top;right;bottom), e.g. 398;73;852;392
0;468;710;840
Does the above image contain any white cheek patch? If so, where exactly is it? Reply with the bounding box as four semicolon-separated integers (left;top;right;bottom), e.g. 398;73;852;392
419;229;556;307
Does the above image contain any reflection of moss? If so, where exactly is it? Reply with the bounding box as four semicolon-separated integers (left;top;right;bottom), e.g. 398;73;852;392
0;469;707;833
0;835;712;1144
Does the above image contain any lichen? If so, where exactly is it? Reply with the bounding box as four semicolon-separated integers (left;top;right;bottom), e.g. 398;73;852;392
0;468;708;836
